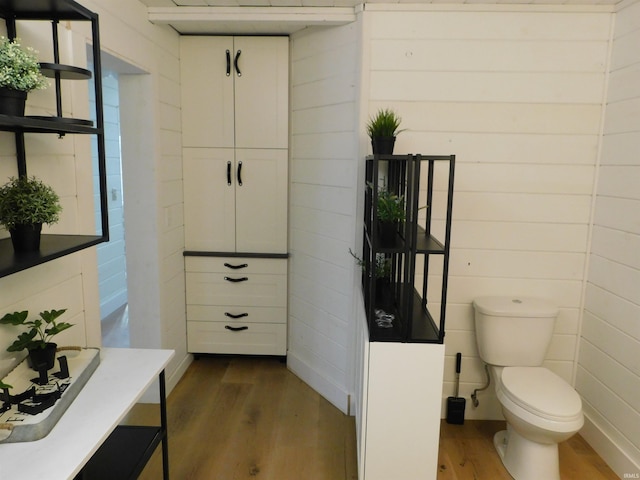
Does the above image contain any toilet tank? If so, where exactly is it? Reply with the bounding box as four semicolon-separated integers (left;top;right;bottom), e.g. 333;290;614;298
473;296;558;366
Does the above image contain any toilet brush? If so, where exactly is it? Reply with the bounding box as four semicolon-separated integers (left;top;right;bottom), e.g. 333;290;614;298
446;352;466;424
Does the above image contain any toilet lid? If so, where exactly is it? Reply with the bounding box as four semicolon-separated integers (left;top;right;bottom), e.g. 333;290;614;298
500;367;582;421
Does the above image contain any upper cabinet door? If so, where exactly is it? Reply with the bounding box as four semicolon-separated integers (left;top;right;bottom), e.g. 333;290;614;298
235;148;288;253
183;147;236;251
233;37;289;149
181;37;235;148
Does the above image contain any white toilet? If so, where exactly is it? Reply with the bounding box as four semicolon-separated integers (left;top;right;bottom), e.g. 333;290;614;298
473;296;584;480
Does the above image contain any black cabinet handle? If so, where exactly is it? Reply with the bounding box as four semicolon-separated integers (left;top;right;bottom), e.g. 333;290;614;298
226;49;231;76
224;262;248;270
227;161;232;186
237;161;243;186
225;325;248;332
224;276;248;283
225;312;248;319
234;49;242;77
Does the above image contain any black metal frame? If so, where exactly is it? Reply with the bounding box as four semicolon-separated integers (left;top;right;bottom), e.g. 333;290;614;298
0;0;108;279
362;154;455;344
77;369;170;480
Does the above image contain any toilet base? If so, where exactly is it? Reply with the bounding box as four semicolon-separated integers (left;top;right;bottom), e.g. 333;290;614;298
494;427;560;480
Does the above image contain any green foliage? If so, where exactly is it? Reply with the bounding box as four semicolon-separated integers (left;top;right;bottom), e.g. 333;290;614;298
366;108;405;139
0;379;11;390
349;249;391;279
0;309;72;352
0;176;62;230
0;37;48;92
376;187;406;223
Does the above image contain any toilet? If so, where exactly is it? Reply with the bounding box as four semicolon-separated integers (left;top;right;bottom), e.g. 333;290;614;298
473;296;584;480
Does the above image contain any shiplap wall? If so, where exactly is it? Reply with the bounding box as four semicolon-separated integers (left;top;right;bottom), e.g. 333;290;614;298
0;0;189;392
91;72;128;320
577;0;640;475
363;5;613;419
288;23;361;412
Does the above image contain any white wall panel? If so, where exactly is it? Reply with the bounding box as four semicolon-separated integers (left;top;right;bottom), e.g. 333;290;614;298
364;6;611;427
289;24;360;412
579;0;640;473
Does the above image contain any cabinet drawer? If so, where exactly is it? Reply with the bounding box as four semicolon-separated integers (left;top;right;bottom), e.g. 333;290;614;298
186;271;286;307
185;257;287;275
187;305;286;324
187;321;286;356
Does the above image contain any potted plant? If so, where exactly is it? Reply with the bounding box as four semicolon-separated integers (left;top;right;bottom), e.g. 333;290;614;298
0;175;62;253
0;309;71;371
375;185;406;246
366;108;405;155
350;249;394;307
0;36;48;116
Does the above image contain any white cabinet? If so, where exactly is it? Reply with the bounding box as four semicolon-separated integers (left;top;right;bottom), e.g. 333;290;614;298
180;36;288;149
186;257;287;356
183;148;288;254
180;35;289;356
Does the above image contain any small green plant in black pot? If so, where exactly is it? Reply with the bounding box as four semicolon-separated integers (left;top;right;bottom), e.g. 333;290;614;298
375;186;405;247
0;175;62;253
0;309;72;371
366;108;405;155
0;36;48;116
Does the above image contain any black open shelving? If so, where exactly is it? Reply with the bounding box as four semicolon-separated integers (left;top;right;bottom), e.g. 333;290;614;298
0;0;108;279
361;154;455;344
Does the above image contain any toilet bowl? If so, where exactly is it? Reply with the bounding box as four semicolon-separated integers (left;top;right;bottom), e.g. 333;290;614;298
473;296;584;480
491;365;583;480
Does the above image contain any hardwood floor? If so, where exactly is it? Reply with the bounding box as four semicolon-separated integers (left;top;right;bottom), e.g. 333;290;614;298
126;355;358;480
125;355;617;480
438;420;619;480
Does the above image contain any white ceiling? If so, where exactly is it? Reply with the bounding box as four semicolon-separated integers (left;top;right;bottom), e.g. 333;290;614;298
139;0;618;35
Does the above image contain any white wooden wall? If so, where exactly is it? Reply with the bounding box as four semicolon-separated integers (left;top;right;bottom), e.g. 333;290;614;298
363;4;612;420
288;23;361;412
577;0;640;475
0;0;190;394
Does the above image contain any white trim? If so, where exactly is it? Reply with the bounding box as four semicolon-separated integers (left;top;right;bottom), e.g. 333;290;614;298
581;408;640;479
287;351;350;414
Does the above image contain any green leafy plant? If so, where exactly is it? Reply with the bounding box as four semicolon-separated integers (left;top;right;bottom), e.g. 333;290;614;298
0;379;11;390
376;186;406;223
366;108;405;139
0;37;48;92
0;309;71;352
349;249;391;278
0;176;62;230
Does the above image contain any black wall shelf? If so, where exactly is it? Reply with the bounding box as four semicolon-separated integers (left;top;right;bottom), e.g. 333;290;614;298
0;0;108;278
361;154;455;344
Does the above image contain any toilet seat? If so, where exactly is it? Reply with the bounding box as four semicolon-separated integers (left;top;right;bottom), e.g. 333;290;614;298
499;367;582;422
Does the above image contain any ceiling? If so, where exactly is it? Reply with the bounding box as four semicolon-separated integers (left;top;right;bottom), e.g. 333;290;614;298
139;0;618;34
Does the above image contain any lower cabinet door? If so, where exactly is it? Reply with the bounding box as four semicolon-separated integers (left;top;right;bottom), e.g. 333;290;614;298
187;321;286;356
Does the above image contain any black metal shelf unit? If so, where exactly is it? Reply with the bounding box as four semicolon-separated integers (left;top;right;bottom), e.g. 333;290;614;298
0;0;108;279
361;154;455;344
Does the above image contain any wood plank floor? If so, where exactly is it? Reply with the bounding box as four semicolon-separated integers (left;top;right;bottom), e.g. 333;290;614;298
125;355;358;480
125;355;617;480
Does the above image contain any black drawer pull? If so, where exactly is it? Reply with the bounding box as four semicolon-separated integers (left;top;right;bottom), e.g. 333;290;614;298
225;312;248;319
225;325;248;332
224;262;248;270
224;276;248;283
227;161;232;186
226;49;231;76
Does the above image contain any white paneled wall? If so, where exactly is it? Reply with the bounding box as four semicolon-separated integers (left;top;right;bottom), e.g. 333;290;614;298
578;0;640;475
364;5;612;419
289;23;360;412
0;0;189;394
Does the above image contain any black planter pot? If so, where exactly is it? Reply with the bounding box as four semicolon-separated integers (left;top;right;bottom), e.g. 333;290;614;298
10;223;43;253
28;343;57;371
377;221;398;247
371;136;396;155
0;87;27;116
375;278;394;308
